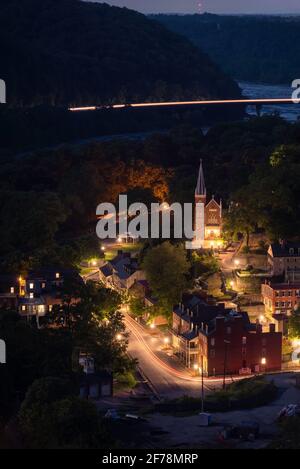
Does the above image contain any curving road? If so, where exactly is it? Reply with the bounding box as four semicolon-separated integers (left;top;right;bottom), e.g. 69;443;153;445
124;312;237;399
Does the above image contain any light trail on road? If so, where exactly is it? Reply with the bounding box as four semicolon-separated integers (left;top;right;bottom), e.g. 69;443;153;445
124;313;239;390
69;97;299;112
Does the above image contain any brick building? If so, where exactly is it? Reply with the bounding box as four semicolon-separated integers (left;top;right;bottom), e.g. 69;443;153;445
268;242;300;281
171;295;282;376
262;281;300;334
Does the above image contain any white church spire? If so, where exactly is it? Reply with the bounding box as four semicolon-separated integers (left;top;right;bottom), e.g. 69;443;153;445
195;159;206;196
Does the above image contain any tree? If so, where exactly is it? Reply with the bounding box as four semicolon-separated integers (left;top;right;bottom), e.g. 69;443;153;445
129;296;147;318
19;379;110;449
288;307;300;339
142;242;190;317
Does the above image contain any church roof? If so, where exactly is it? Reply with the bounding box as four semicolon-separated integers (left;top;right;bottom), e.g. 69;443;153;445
195;159;206;196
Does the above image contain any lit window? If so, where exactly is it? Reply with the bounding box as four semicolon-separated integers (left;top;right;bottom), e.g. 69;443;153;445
29;293;34;299
242;337;247;345
55;272;60;279
29;283;34;289
10;287;14;294
42;282;46;289
49;305;53;312
21;305;26;311
261;357;266;365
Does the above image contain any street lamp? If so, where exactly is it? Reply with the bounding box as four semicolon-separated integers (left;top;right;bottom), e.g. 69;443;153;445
163;337;170;345
230;280;234;289
234;259;240;267
150;323;156;330
116;333;122;341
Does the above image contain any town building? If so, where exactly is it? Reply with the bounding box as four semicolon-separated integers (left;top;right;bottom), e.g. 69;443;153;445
129;279;167;326
18;268;82;319
193;160;223;249
99;250;145;292
0;274;19;310
262;280;300;334
268;241;300;281
79;354;113;399
171;295;282;376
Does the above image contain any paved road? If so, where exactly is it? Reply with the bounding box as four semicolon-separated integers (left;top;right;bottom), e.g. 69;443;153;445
124;313;238;399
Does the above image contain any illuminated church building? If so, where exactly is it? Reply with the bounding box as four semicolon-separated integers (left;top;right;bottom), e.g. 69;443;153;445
193;160;223;249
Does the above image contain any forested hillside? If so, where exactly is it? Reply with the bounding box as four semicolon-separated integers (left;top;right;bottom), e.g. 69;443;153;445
0;0;240;107
153;13;300;84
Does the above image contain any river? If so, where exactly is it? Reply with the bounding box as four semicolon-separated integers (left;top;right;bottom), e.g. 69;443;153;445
239;81;300;122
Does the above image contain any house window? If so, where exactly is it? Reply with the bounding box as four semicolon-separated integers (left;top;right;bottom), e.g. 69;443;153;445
55;272;60;279
242;337;247;345
21;305;26;312
42;282;46;289
29;283;34;290
261;357;267;365
211;338;215;346
10;287;14;294
226;327;232;335
49;305;53;312
210;349;215;358
29;293;34;299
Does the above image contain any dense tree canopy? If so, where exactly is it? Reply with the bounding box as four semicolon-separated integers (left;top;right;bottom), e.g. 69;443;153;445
1;1;241;108
142;242;190;317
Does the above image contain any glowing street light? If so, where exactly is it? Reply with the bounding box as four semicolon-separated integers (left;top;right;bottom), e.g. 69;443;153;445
234;259;240;267
150;323;156;330
163;337;170;345
101;246;106;251
117;237;122;243
229;280;234;289
116;333;122;341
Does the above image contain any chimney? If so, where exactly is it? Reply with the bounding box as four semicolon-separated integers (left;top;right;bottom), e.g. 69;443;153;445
269;323;276;333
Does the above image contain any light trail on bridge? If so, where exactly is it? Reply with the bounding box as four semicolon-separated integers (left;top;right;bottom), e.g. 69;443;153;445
69;97;299;112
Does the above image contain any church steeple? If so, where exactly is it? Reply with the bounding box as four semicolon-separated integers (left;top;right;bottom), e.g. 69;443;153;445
195;159;206;196
195;159;206;206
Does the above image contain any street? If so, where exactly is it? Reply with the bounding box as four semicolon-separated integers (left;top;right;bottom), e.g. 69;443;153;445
124;313;238;399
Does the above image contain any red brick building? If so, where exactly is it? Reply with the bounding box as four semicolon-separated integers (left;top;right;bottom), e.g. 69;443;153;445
172;296;282;376
261;281;300;334
262;281;300;316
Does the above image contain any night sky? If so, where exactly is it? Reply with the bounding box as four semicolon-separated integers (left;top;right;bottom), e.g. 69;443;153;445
95;0;300;14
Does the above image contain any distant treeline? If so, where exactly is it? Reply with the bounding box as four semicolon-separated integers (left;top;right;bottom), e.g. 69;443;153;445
153;14;300;84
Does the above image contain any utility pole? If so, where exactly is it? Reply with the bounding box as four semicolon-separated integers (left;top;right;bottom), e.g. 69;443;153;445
223;340;231;390
201;354;204;413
